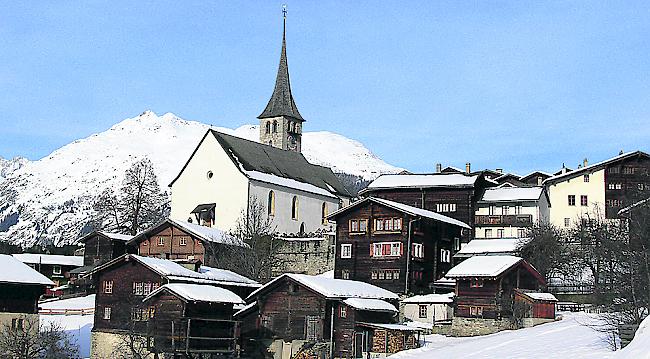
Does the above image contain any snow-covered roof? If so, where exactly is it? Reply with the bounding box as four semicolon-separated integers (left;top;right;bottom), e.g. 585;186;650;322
479;187;543;202
402;293;455;304
521;292;558;302
317;270;334;278
328;197;471;229
520;171;552;181
279;237;328;242
98;231;132;242
39;294;95;310
234;302;257;317
544;151;649;185
247;170;338;199
0;254;54;286
357;322;424;331
12;253;84;267
433;277;455;286
129;218;246;247
618;197;650;216
494;173;522;181
363;173;479;192
144;283;245;305
454;238;527;258
343;298;398;312
445;255;523;278
198;266;261;287
248;273;398;300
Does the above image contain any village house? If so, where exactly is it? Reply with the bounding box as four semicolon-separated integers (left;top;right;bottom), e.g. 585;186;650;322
0;255;54;332
126;217;245;267
543;151;650;228
492;173;525;187
520;171;552;186
12;253;84;289
168;12;351;236
358;169;495;243
474;186;549;240
402;293;455;328
86;254;259;359
236;273;420;359
328;197;470;295
453;237;525;261
143;283;245;357
444;255;549;336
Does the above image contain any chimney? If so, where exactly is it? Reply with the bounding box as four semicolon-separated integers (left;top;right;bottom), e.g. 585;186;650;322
496;168;503;174
583;158;588;167
465;162;471;174
620;150;624;155
436;163;442;173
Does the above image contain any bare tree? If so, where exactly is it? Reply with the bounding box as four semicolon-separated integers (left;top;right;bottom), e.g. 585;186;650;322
207;198;286;283
516;222;572;282
93;158;169;235
0;317;80;359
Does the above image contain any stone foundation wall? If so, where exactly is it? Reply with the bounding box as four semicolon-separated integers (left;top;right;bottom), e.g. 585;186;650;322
450;317;515;337
90;331;155;359
522;317;556;327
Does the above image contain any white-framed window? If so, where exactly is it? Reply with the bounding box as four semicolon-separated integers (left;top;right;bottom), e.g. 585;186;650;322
349;219;368;234
470;279;484;288
371;242;402;257
469;306;483;317
341;269;350;279
158;237;165;246
103;307;112;320
374;218;403;232
485;229;493;238
639;183;645;191
517;229;526;238
436;203;457;212
103;280;113;294
371;269;399;280
489;205;496;215
179;237;187;246
453;238;461;251
340;244;352;258
584;174;590;182
133;282;144;296
497;229;504;238
52;265;62;275
339;305;347;319
412;243;424;258
515;204;522;215
143;282;153;295
440;249;451;263
502;206;510;215
419;305;428;318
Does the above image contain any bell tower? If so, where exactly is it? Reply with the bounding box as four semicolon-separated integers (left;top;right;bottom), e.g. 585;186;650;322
259;5;304;153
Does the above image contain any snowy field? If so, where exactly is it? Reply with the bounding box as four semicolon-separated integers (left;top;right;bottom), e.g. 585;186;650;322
39;295;95;358
393;312;616;359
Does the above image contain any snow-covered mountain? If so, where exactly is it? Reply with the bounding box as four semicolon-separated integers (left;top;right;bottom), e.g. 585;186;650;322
0;156;29;180
0;111;402;246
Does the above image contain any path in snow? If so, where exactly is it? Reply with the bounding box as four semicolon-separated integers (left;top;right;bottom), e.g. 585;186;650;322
392;312;615;359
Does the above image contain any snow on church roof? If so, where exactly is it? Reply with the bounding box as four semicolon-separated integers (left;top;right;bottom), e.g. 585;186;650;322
246;170;338;198
363;173;479;192
343;298;397;312
445;255;523;278
247;273;398;301
0;254;54;286
12;253;84;267
479;187;543;202
144;283;245;305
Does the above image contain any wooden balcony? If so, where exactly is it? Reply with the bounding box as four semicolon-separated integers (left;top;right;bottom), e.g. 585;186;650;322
474;214;533;226
147;317;239;355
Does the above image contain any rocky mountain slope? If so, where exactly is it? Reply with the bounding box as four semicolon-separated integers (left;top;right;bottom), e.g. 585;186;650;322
0;111;402;246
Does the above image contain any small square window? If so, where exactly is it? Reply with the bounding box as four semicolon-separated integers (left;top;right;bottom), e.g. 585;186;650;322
179;237;187;246
339;306;347;319
342;269;350;280
52;265;62;275
568;195;576;206
584;174;590;182
340;244;352;258
419;305;428;318
158;237;165;246
103;307;112;320
103;280;113;294
470;279;484;288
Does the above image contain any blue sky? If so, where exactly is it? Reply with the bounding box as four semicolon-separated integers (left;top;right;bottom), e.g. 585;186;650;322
1;1;650;175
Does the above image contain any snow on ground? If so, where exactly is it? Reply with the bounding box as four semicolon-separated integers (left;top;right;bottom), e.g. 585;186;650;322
616;315;650;358
40;294;95;311
41;314;93;358
391;312;615;359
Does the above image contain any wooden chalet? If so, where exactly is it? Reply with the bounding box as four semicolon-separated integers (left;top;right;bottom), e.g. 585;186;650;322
520;171;552;186
86;254;259;358
127;217;245;267
0;255;54;330
143;283;245;357
12;253;83;289
358;171;496;243
513;290;558;321
445;255;547;336
236;273;416;359
328;197;470;295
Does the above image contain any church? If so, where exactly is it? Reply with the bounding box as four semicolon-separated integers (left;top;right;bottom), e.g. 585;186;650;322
169;14;351;236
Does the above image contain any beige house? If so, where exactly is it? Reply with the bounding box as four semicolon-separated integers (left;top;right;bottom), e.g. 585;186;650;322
402;293;454;326
543;151;650;228
474;186;549;239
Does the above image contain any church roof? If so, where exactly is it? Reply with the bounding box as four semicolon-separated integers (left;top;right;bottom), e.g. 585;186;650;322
258;16;304;122
211;131;350;197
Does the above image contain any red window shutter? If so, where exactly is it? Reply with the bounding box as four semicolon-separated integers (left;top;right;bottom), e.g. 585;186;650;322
370;244;374;257
400;243;404;256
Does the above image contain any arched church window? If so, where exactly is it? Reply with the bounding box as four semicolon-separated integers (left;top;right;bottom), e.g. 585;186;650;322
268;191;275;216
291;196;299;220
321;202;328;225
265;121;271;134
299;222;305;235
273;121;278;133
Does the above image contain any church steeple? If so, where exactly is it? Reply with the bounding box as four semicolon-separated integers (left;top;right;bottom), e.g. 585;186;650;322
259;6;304;153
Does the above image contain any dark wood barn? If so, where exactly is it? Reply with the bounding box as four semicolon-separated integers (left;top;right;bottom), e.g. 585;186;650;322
328;197;469;295
514;290;557;320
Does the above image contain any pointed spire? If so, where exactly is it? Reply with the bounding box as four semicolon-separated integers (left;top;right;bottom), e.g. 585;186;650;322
258;5;304;121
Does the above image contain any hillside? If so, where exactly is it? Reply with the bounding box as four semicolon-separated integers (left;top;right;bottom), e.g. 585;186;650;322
0;111;402;246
